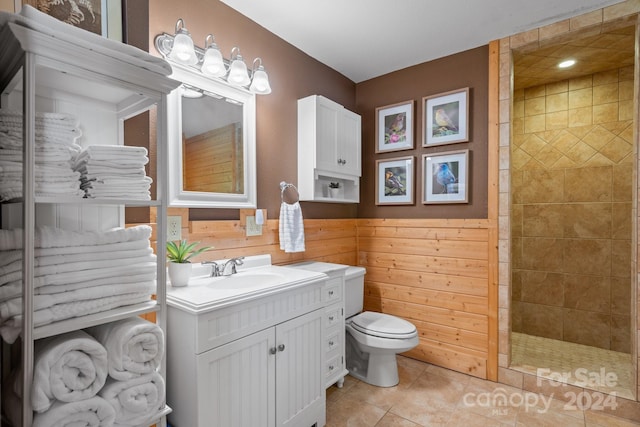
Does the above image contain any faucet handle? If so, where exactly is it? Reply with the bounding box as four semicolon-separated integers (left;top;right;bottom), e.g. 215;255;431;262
201;261;221;277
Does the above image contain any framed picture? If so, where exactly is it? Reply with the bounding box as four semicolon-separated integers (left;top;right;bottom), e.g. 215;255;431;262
375;100;414;153
422;87;469;146
376;156;414;205
33;0;106;36
422;149;469;204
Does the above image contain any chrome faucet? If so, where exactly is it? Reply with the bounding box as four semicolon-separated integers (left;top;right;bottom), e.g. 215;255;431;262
221;256;245;276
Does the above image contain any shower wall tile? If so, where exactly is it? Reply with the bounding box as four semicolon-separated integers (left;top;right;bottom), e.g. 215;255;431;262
563;309;611;348
563;238;611;276
545;110;568;130
568;87;593;108
612;203;632;239
520;271;564;306
611;276;631;315
593;82;619;105
568;106;593;127
522;204;563;237
564;166;612;202
546;92;568;112
569;75;593;91
521;237;564;271
593;102;619;124
520;169;565;203
520;302;563;339
525;97;546;115
563;274;611;312
562;203;611;238
613;163;633;201
611;314;631;353
611;238;631;278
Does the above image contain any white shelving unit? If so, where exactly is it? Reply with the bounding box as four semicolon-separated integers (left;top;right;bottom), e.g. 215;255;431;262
0;18;178;427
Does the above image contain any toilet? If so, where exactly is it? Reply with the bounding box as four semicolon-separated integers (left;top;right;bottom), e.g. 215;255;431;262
344;266;419;387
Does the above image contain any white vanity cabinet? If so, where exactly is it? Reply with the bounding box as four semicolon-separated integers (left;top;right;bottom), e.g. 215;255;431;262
297;95;361;203
166;263;327;427
290;262;349;389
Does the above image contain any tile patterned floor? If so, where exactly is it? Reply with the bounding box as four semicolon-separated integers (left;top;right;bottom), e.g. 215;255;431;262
511;332;634;400
326;356;640;427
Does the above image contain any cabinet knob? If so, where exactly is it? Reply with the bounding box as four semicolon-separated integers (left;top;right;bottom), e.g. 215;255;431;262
328;290;334;296
328;316;334;321
328;340;334;346
277;344;285;352
329;365;334;371
337;158;347;165
269;347;277;355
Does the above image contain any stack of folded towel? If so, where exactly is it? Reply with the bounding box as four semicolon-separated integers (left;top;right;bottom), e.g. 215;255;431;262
72;145;152;200
0;225;157;344
2;330;116;427
88;317;166;426
3;318;166;427
0;110;83;202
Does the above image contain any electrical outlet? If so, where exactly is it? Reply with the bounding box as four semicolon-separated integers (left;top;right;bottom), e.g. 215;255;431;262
167;216;182;241
246;215;262;236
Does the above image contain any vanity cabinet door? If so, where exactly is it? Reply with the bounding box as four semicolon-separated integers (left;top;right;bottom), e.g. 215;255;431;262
338;108;362;177
275;308;325;427
197;327;276;427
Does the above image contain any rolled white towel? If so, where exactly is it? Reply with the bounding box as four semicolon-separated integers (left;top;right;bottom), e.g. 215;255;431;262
99;372;165;426
31;330;108;412
86;317;164;380
33;396;116;427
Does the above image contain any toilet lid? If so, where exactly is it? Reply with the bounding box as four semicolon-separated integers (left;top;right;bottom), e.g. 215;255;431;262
351;311;417;339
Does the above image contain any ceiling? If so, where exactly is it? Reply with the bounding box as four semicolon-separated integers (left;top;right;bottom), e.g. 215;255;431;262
220;0;627;83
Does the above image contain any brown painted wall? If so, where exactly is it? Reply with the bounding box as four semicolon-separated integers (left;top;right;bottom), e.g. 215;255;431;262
149;0;357;220
356;46;489;218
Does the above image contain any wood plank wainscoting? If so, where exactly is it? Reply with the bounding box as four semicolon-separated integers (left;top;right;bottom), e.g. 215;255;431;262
137;211;495;380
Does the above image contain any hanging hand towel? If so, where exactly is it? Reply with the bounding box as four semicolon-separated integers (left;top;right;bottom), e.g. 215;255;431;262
279;200;305;253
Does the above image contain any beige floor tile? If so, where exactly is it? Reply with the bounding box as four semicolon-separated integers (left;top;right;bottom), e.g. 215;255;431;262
326;395;386;427
373;413;422;427
585;410;640;426
516;406;587;427
447;409;516;426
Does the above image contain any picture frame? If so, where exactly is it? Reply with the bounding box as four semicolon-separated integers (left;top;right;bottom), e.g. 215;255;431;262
375;100;414;153
375;156;414;205
32;0;107;36
422;149;469;204
422;87;469;147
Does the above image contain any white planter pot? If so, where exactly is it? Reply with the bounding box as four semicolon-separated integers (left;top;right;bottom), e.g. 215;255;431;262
328;188;340;198
168;262;192;287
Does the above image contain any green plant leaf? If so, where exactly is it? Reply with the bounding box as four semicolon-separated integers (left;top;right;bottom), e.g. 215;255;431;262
166;239;212;263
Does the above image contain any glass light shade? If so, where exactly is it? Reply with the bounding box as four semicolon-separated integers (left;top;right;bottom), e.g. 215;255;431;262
201;47;226;77
249;67;271;94
169;32;198;65
227;56;251;86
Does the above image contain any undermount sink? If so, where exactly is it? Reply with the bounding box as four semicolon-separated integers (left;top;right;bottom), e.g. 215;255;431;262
166;254;327;313
189;269;287;289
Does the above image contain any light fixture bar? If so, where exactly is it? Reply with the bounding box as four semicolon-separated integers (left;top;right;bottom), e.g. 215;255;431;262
154;19;272;95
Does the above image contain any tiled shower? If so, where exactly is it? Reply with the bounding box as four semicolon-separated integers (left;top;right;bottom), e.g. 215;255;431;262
510;66;633;354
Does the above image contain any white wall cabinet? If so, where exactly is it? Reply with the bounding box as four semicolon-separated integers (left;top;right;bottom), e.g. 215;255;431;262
0;16;177;426
166;272;327;427
297;95;361;203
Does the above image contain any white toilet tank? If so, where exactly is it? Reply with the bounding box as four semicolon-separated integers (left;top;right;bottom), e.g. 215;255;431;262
344;266;366;318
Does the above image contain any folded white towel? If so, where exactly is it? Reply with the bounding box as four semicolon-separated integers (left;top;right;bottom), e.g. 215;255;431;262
31;329;108;412
279;201;306;253
0;224;152;251
99;372;165;426
87;317;164;381
32;396;116;427
0;291;153;343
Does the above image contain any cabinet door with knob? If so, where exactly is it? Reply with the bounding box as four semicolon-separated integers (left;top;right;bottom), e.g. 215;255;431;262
195;308;325;427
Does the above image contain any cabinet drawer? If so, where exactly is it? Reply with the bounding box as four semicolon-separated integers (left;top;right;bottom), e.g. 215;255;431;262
324;280;342;305
325;328;342;354
325;306;343;329
325;354;343;380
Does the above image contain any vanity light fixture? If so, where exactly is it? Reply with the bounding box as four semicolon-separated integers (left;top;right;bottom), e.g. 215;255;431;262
155;18;272;95
249;58;272;95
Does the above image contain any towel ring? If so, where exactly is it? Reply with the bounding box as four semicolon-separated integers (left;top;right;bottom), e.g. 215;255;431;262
280;181;299;204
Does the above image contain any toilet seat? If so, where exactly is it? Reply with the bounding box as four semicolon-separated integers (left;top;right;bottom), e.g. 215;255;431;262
350;311;417;339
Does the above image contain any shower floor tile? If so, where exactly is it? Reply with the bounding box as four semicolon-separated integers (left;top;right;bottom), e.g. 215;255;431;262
510;332;634;400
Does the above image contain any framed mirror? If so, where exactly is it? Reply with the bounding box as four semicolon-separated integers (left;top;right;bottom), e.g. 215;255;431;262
166;64;256;208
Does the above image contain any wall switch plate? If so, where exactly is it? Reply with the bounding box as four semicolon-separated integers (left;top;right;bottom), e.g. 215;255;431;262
246;215;262;236
167;215;182;241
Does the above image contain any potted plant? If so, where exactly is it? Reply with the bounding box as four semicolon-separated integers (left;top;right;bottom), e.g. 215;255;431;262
166;239;212;287
328;181;340;198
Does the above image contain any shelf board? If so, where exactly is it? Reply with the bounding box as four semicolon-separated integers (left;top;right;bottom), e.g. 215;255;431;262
33;300;159;340
34;197;161;206
301;197;359;204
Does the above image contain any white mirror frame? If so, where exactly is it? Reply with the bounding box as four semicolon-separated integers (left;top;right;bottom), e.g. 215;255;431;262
166;63;257;208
